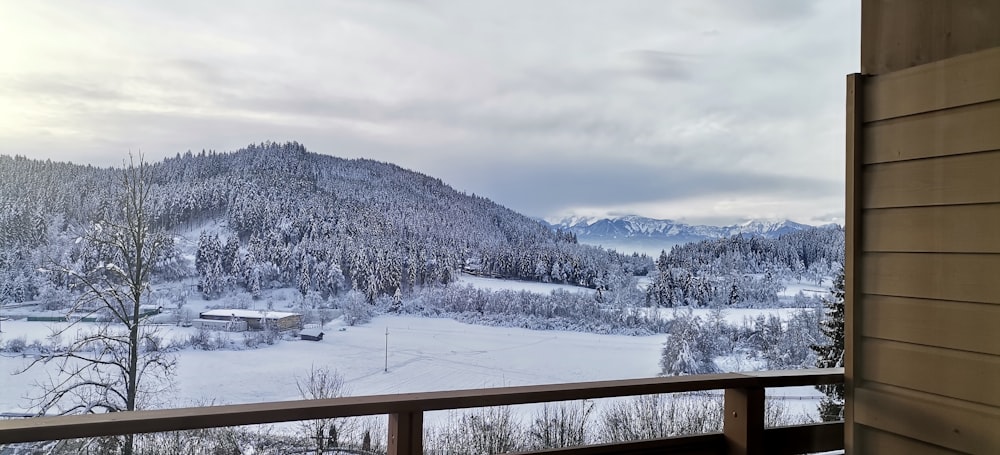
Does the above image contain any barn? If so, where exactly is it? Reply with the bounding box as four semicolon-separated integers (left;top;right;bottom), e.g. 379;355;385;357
198;309;302;331
191;318;247;332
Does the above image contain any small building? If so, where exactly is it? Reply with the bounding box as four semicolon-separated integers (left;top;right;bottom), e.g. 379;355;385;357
191;318;247;332
299;328;324;341
199;309;302;331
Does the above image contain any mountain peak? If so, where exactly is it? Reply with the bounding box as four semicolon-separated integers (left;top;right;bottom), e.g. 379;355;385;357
545;215;820;253
545;215;602;228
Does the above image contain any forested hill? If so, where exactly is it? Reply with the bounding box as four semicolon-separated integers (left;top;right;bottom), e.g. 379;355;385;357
645;226;844;307
0;142;649;303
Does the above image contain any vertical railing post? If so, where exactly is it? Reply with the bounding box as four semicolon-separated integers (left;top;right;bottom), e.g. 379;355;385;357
724;387;764;455
388;411;422;455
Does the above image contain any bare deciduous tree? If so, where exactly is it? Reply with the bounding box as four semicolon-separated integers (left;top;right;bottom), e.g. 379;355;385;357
528;400;594;449
599;394;723;443
424;406;523;454
295;365;349;454
20;155;175;455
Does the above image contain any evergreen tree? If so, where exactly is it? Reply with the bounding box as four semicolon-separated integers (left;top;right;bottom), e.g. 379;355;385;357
660;310;716;376
811;266;845;421
194;232;214;277
298;265;312;296
196;233;225;298
221;235;240;275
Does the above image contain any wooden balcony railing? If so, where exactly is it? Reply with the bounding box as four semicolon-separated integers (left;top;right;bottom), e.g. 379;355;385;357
0;368;843;455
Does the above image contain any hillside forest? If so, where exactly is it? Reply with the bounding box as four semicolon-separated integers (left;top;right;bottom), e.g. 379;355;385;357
1;143;842;337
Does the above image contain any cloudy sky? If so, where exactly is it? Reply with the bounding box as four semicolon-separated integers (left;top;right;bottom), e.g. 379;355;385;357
0;1;859;225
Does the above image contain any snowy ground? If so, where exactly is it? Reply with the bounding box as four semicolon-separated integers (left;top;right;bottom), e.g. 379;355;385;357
455;273;592;295
780;278;833;298
0;314;822;426
0;274;826;428
0;316;662;412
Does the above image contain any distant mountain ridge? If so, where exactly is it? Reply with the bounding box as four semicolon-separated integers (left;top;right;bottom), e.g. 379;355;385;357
544;215;827;253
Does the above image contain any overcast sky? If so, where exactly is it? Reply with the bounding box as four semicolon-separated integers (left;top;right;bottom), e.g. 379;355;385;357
0;1;859;225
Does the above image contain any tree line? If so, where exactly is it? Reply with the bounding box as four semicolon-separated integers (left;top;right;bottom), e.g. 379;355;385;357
645;226;843;307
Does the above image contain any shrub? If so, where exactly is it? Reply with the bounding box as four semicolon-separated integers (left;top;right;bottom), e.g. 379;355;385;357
424;406;523;454
4;336;28;353
340;291;373;326
528;401;594;449
599;394;723;442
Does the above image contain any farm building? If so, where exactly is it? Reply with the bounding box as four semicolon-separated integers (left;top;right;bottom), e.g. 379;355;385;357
191;318;247;332
199;309;302;331
299;328;324;341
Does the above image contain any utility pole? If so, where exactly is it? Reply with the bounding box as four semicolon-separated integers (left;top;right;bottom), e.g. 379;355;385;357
384;327;389;372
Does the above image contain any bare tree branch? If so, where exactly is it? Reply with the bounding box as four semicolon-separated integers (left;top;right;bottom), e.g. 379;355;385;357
17;153;175;455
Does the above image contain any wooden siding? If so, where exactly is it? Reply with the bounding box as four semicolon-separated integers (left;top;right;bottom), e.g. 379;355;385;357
862;151;1000;208
854;386;1000;453
860;253;1000;304
863;205;1000;253
863;46;1000;120
856;426;959;455
860;296;1000;356
861;0;1000;75
849;43;1000;453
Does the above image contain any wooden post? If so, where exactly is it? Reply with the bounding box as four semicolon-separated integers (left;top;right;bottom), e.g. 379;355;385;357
844;71;864;454
388;412;422;455
724;387;764;455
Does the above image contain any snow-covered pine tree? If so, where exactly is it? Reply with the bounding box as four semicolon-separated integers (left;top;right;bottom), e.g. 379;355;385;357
811;267;845;421
196;233;226;298
221;235;239;275
194;231;214;277
297;264;312;296
660;310;716;376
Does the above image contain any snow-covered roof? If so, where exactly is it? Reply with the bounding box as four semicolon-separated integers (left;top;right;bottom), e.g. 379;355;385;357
200;309;301;319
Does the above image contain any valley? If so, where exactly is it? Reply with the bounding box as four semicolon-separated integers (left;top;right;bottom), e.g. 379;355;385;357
0;146;841;450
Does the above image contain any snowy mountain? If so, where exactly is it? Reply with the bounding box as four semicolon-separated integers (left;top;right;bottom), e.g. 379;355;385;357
0;143;651;304
544;215;817;254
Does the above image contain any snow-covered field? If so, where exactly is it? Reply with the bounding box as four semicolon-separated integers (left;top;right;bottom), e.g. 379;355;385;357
780;278;833;298
0;313;822;422
0;273;827;429
0;316;662;413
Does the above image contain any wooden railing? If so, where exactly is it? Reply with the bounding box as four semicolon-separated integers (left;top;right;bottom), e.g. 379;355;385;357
0;368;843;455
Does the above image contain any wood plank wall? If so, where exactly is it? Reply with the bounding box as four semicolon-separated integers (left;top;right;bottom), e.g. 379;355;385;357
848;46;1000;454
862;0;1000;75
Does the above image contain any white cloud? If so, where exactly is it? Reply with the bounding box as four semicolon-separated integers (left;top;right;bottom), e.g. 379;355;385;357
0;0;859;224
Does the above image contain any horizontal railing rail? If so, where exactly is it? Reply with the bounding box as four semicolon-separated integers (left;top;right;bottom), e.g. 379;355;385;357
0;368;844;455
